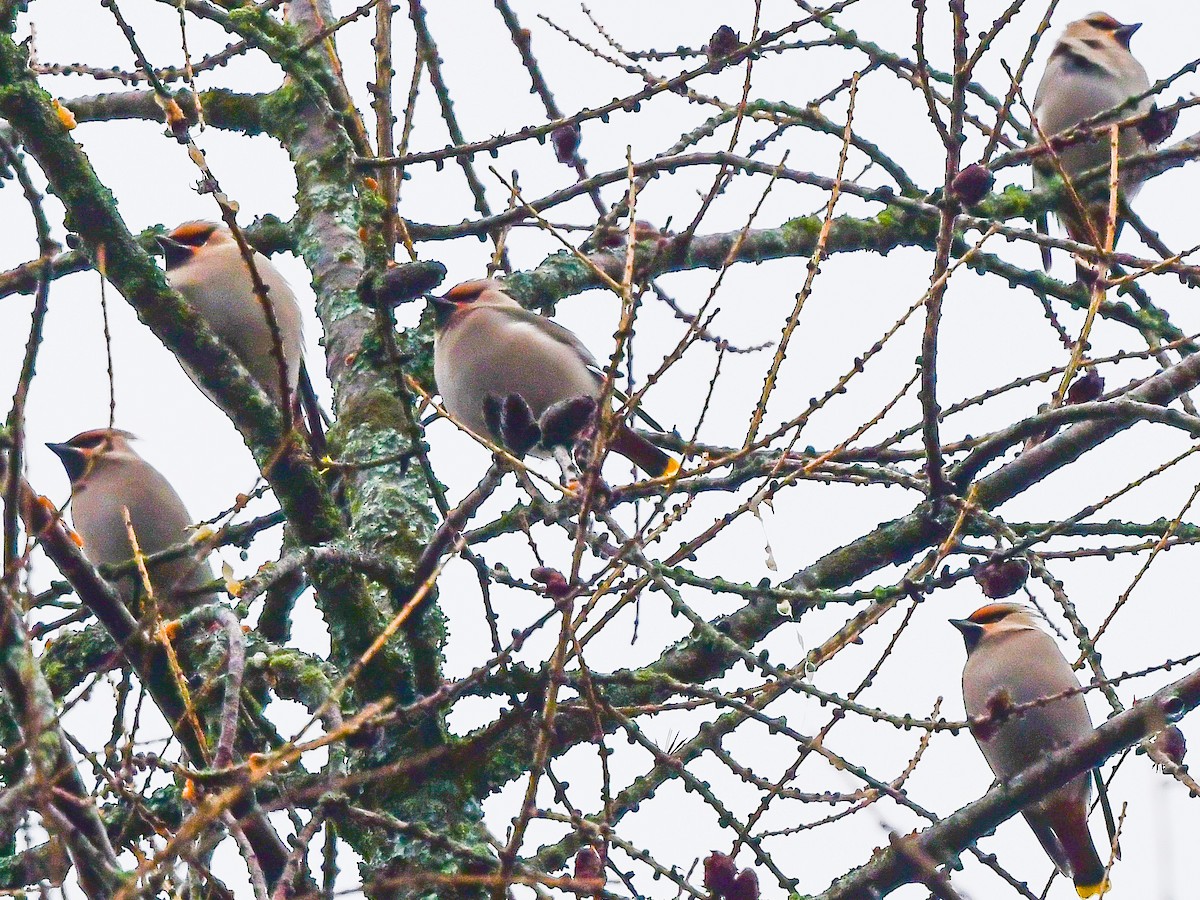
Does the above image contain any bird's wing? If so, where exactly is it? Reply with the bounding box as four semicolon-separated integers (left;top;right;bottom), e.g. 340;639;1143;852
494;305;602;370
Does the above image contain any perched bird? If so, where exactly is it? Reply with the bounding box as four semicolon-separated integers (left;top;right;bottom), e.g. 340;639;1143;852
157;221;324;452
429;279;680;478
47;429;214;616
1032;13;1157;270
951;603;1110;897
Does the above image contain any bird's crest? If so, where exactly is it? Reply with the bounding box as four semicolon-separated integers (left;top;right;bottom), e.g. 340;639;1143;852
966;602;1027;625
444;279;501;304
66;428;137;451
1082;12;1124;31
167;220;221;247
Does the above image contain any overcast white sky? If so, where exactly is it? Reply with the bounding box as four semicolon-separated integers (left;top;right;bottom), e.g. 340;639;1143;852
2;1;1199;898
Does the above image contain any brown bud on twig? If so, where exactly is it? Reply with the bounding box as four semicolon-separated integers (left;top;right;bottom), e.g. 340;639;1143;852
1138;103;1180;147
974;557;1029;600
552;123;581;165
704;851;738;897
706;25;743;64
948;163;994;206
1066;368;1105;405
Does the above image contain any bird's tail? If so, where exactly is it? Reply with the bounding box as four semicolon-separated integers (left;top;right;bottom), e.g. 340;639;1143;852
1071;842;1109;899
297;362;328;459
610;425;680;478
1036;212;1052;272
1062;806;1109;899
1061;204;1127;286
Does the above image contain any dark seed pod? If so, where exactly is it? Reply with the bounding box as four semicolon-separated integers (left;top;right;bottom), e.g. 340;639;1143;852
1152;725;1187;768
706;25;743;64
728;869;759;900
975;557;1029;599
1066;368;1104;405
552;123;581;164
540;396;597;448
370;260;447;307
531;566;571;599
344;719;383;751
703;851;738;897
949;163;994;206
1138;103;1179;146
501;393;541;458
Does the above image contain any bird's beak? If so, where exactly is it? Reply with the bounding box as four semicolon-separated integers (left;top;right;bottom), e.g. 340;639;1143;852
155;235;192;269
1114;22;1141;47
46;442;86;483
949;617;984;651
426;294;457;328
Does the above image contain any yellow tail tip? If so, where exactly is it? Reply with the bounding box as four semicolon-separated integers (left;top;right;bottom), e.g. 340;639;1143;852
1076;879;1109;898
660;457;681;479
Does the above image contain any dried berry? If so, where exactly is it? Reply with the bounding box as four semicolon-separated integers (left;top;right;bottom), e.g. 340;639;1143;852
552;123;581;165
974;557;1029;599
949;163;994;206
703;852;738;897
1066;368;1105;405
706;25;742;64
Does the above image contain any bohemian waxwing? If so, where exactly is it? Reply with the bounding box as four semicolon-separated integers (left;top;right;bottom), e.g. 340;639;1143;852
1032;13;1156;268
47;429;214;616
157;222;325;452
951;603;1109;897
429;279;680;478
